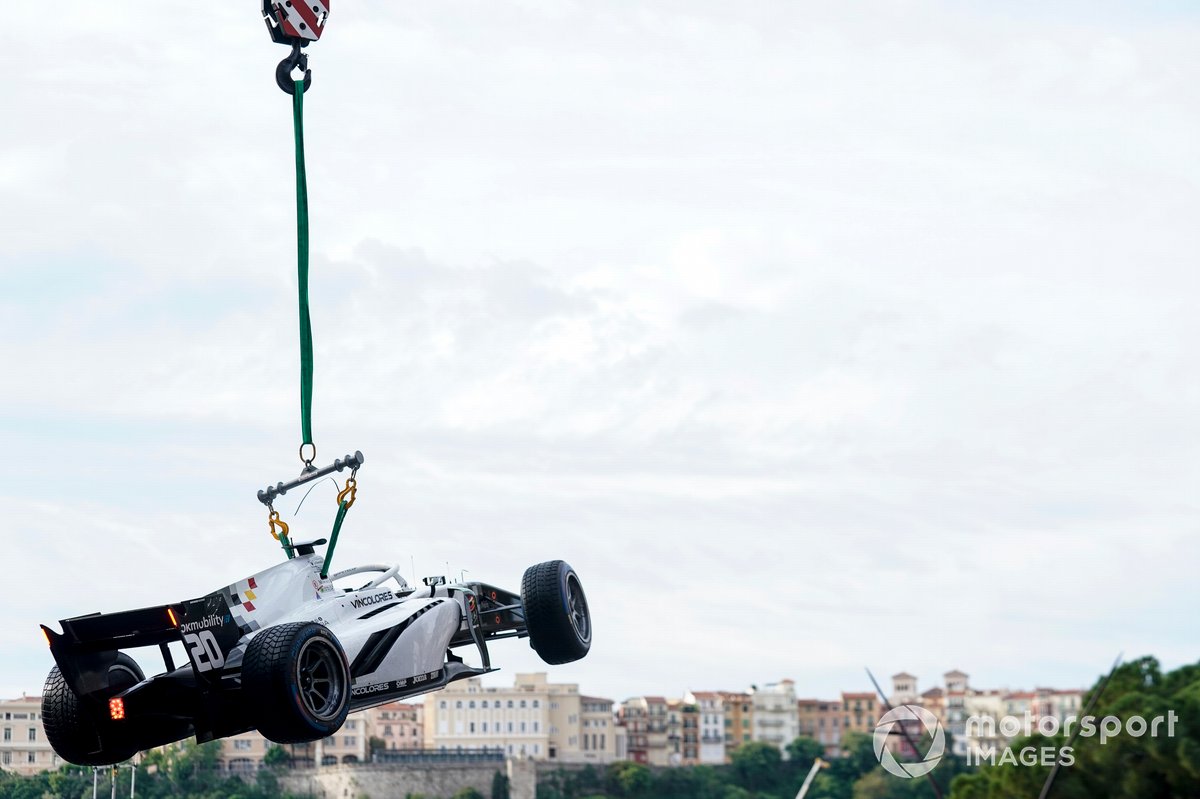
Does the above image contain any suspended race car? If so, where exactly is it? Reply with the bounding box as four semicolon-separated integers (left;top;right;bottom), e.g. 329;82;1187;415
40;456;591;765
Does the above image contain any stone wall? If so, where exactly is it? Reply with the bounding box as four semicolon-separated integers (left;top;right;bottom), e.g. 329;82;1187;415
279;759;536;799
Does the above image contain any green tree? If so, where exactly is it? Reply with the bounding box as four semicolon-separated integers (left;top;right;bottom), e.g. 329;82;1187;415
730;741;783;792
492;769;512;799
948;657;1200;799
851;770;895;799
263;743;292;769
44;766;93;799
607;760;653;796
786;736;825;766
368;736;388;759
452;788;486;799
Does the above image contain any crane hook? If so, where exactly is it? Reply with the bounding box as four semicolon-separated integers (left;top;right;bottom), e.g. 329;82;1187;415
276;42;312;94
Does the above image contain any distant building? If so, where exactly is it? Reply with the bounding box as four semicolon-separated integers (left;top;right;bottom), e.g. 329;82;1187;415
890;673;919;705
613;720;628;761
720;691;753;757
579;696;617;764
219;729;283;773
840;692;880;736
884;670;1085;760
944;670;970;756
685;691;726;765
365;701;423;752
618;699;647;764
751;680;800;753
0;696;58;776
425;673;614;764
797;698;844;755
220;703;422;772
920;687;946;719
619;696;669;766
316;715;369;765
1033;688;1084;725
666;700;699;766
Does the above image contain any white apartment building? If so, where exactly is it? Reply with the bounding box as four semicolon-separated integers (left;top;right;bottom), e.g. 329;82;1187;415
0;696;59;776
424;673;616;764
579;697;616;763
685;691;726;765
751;680;800;754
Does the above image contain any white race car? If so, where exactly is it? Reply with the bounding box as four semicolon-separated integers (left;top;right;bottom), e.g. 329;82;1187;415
41;499;591;765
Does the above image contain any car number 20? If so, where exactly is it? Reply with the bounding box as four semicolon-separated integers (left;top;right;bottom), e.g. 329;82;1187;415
183;630;225;672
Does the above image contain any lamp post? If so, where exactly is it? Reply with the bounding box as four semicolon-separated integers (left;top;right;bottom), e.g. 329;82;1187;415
96;757;138;799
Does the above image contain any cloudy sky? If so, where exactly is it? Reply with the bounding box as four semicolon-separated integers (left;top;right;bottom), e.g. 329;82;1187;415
2;1;1197;706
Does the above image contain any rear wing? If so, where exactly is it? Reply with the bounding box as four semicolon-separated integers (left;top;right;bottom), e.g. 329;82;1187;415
42;603;183;698
43;587;248;698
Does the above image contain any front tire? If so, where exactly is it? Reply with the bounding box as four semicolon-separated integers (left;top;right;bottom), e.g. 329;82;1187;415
521;560;592;665
242;622;350;744
42;653;144;766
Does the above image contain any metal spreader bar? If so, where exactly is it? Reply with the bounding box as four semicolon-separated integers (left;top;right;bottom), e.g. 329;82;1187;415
257;450;365;506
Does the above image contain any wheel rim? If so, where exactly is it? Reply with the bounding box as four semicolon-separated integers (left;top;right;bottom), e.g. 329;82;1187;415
295;638;345;721
565;573;591;643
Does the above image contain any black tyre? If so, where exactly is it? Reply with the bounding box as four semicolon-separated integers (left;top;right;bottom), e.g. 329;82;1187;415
521;560;592;665
242;622;350;744
42;653;144;766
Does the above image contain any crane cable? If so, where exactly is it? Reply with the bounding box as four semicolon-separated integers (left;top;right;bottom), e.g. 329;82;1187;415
261;5;359;571
287;76;353;576
291;80;315;467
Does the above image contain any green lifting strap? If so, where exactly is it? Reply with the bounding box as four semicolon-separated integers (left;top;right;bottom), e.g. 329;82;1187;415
293;79;315;449
321;500;350;579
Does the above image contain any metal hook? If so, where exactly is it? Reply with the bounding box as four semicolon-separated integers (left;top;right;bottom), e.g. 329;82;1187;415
276;42;312;94
268;509;291;541
336;475;357;510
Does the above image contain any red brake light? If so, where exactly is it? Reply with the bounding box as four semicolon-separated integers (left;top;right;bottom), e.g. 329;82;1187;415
109;698;125;721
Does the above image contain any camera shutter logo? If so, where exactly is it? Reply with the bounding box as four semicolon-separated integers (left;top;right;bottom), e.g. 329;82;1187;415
872;704;946;778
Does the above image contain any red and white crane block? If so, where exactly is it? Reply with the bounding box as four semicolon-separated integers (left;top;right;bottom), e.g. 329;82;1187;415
266;0;329;43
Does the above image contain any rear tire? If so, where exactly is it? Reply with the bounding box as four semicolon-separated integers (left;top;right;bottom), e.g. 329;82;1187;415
521;560;592;665
42;653;144;766
242;622;350;744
